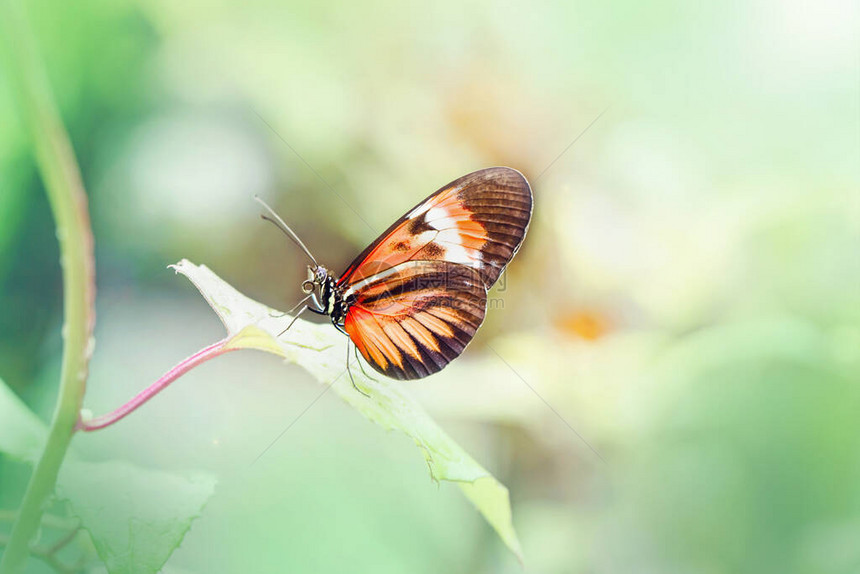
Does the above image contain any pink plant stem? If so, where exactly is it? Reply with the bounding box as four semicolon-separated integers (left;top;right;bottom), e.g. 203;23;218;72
76;338;236;432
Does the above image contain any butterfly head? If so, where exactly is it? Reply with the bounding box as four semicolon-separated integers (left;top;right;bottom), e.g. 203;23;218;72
301;265;327;294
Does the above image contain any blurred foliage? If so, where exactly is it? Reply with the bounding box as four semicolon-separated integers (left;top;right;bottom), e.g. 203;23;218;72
1;0;858;572
0;373;217;573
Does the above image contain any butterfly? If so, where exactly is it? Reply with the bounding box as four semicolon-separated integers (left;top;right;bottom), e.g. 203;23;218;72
257;167;533;385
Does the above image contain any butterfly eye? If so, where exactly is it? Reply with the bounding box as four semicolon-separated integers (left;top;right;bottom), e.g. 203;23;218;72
301;280;315;294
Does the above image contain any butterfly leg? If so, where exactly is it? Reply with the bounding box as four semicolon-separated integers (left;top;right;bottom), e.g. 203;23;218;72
336;321;378;382
272;294;314;319
345;339;371;397
353;343;378;382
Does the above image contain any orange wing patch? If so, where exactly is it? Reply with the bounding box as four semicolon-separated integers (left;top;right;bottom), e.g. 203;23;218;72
345;307;401;371
342;189;489;286
400;316;441;353
339;168;531;291
343;261;487;380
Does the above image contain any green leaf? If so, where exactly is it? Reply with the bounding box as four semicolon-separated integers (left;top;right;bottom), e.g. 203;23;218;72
0;376;47;463
172;259;524;562
57;458;217;574
0;375;217;573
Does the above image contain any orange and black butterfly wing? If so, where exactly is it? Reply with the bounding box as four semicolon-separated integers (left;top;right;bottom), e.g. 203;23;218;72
343;261;487;380
338;167;532;291
340;167;532;379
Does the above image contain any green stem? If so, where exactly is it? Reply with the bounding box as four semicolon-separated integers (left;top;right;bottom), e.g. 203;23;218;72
0;2;96;572
77;338;235;431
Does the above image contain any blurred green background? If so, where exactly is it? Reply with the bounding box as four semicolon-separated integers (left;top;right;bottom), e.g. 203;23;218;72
1;0;858;572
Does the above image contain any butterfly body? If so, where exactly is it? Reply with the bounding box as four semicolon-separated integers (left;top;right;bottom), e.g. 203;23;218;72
294;167;532;381
303;266;350;330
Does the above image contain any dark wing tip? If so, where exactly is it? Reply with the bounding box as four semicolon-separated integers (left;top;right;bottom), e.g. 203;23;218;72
462;166;531;189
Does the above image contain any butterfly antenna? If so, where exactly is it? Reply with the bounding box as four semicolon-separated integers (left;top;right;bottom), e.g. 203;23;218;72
254;196;319;267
